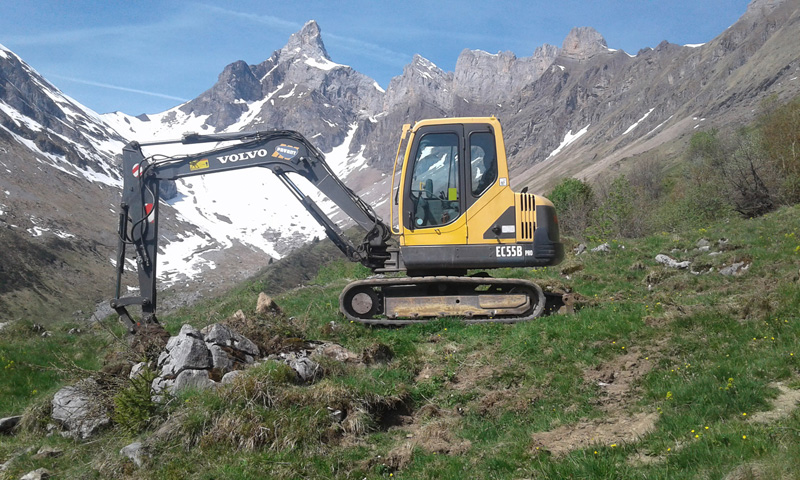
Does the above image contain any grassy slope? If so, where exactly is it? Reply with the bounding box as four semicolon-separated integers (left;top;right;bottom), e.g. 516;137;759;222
1;205;800;479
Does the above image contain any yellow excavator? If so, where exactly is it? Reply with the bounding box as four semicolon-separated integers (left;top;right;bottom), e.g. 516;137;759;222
111;117;564;330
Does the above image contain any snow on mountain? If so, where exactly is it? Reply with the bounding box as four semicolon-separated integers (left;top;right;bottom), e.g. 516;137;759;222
0;45;125;187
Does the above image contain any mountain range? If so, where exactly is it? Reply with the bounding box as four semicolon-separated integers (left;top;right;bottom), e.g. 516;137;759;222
1;0;799;319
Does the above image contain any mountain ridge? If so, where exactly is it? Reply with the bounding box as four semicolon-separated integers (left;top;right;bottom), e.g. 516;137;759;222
1;0;799;319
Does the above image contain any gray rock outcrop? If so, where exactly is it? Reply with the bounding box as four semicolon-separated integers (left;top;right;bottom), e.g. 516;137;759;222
655;254;691;269
120;441;146;468
152;323;261;396
51;378;111;439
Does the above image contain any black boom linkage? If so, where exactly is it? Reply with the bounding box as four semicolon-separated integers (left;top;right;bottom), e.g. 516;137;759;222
111;130;391;332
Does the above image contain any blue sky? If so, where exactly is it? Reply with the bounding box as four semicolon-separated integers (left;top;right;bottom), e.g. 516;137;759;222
1;0;751;115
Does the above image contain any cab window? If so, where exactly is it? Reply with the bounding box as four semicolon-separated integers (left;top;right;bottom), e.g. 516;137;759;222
409;132;460;228
470;131;497;196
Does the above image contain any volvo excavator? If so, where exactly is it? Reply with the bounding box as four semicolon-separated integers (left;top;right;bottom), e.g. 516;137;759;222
111;117;565;331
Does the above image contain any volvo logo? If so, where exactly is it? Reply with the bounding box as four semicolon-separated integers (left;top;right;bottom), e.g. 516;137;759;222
216;149;270;164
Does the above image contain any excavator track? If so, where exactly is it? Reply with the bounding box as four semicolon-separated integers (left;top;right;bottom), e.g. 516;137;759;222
339;275;549;326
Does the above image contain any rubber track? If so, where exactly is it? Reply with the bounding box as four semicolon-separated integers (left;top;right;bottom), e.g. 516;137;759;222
339;276;546;326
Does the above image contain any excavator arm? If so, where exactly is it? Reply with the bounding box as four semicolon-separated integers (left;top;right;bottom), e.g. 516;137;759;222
111;129;391;332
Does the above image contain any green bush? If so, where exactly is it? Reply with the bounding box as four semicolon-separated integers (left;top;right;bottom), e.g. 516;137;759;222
548;177;595;238
113;366;161;433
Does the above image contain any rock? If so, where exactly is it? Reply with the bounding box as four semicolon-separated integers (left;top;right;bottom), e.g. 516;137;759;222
68;328;81;335
0;415;21;434
220;370;244;384
51;378;111;439
574;244;587;255
129;362;147;379
720;262;750;276
591;243;611;253
696;238;711;247
159;329;212;378
313;343;361;363
32;446;62;459
178;324;203;339
327;407;345;422
40;331;52;338
256;293;282;316
561;27;608;60
286;354;320;383
655;254;691;269
19;468;52;480
0;321;9;331
207;344;235;372
154;369;216;395
120;441;146;467
202;323;259;358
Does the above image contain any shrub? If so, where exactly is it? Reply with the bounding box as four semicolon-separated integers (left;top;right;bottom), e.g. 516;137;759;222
113;366;161;433
547;178;595;238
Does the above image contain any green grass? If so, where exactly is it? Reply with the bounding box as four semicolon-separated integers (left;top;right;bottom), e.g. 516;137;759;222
2;205;800;479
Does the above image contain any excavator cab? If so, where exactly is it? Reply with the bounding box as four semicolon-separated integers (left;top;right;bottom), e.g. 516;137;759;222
386;117;564;277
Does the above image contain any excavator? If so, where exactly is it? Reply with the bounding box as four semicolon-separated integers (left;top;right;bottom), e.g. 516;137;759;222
111;117;564;331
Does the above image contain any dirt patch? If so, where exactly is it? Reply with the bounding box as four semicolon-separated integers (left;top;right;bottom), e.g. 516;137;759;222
370;405;471;472
450;363;496;391
750;382;800;424
531;412;658;457
583;347;654;413
528;348;659;457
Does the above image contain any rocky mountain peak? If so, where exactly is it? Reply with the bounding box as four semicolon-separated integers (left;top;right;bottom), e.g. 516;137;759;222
283;20;330;60
561;27;608;60
216;60;262;102
410;54;442;74
744;0;787;17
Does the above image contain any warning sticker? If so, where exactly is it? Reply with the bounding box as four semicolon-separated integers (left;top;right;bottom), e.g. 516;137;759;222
272;144;300;160
190;159;209;171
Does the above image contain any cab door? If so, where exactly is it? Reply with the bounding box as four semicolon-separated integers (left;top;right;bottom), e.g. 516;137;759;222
464;124;516;244
401;124;467;246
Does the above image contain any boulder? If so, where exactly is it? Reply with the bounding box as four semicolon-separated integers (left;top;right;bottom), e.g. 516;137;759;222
591;243;610;253
285;353;321;383
720;262;750;276
51;378;110;439
120;441;146;468
19;468;52;480
313;343;361;363
32;447;62;459
158;329;212;378
256;293;282;316
655;254;691;269
202;323;259;358
220;370;244;384
0;415;21;434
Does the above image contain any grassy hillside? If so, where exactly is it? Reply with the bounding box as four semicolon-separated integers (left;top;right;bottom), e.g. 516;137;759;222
2;202;799;479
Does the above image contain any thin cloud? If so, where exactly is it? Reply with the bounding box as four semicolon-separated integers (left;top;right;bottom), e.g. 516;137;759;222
197;3;409;68
49;74;189;102
196;4;302;31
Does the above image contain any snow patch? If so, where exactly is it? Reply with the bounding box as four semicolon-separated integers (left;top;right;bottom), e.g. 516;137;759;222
548;125;590;159
304;56;343;71
623;108;655;135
